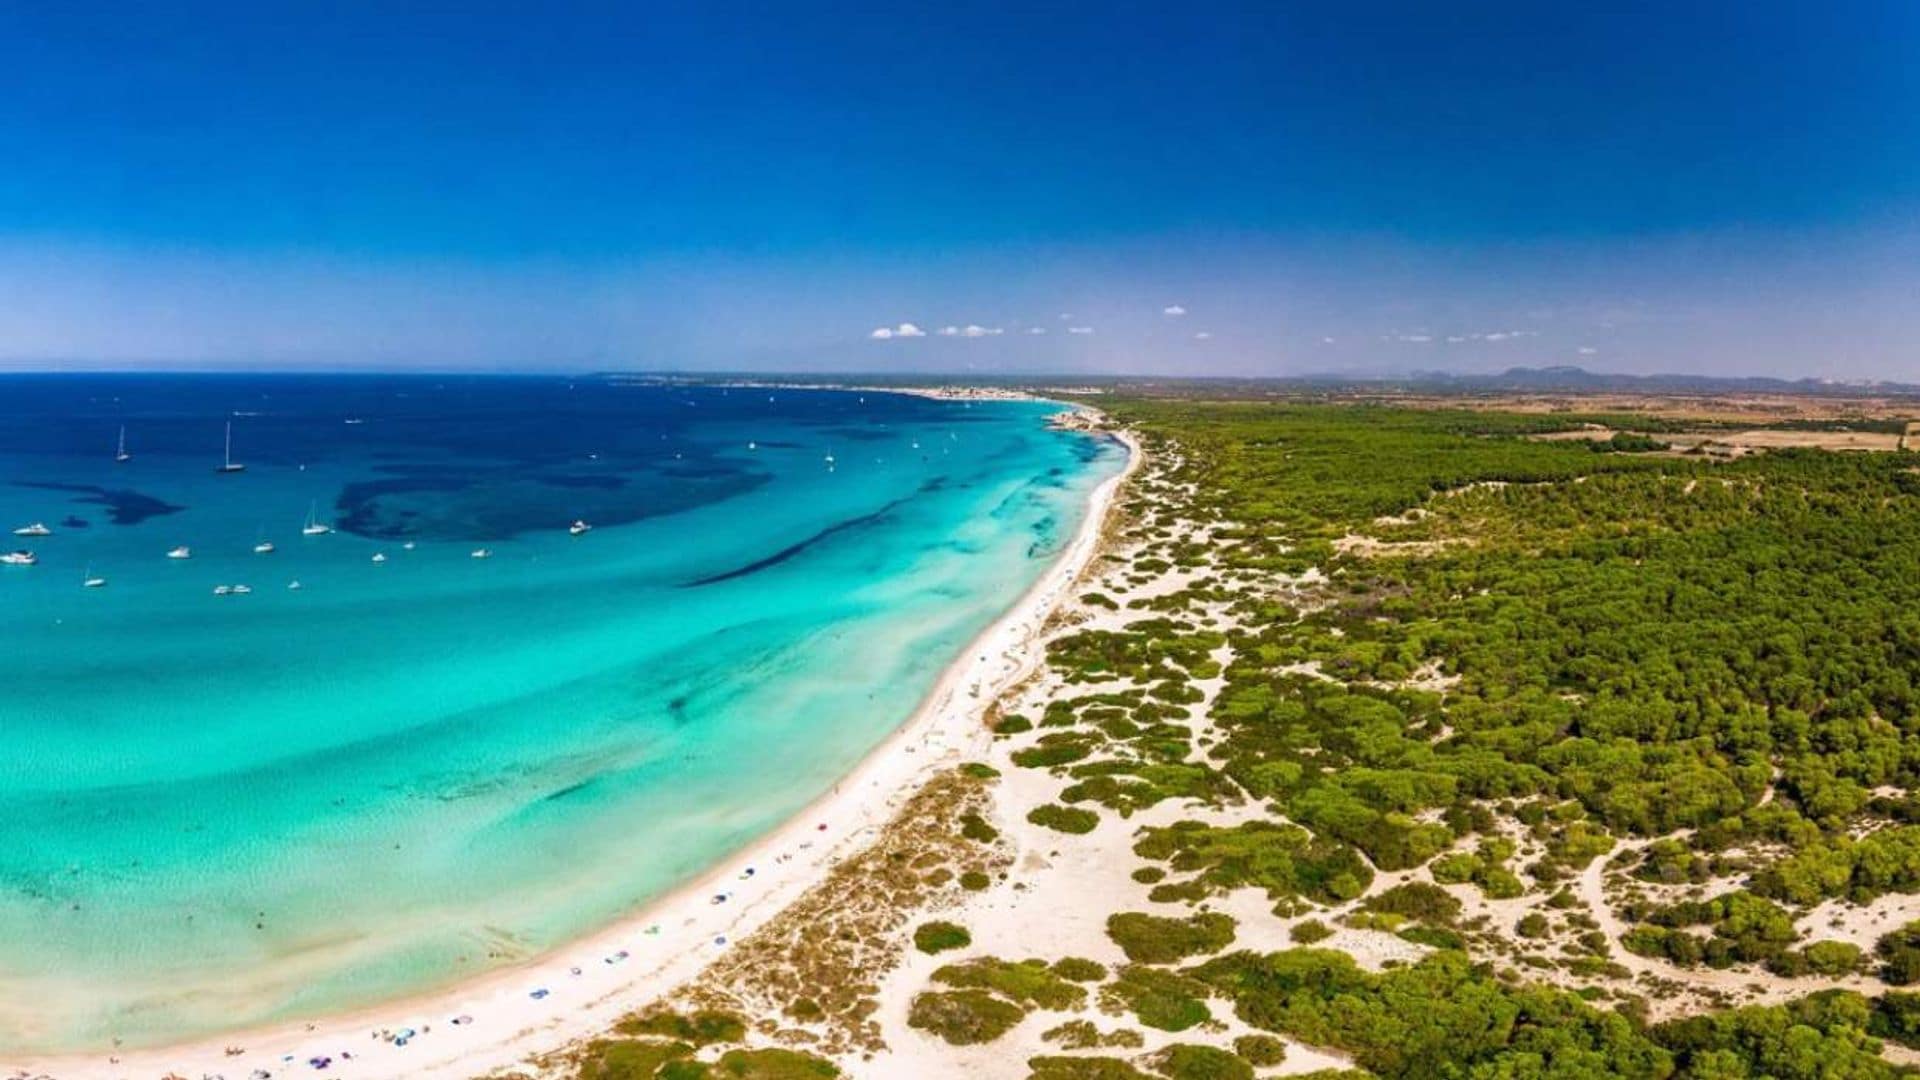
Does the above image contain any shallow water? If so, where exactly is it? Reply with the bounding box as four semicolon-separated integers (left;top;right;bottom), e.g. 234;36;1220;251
0;375;1124;1052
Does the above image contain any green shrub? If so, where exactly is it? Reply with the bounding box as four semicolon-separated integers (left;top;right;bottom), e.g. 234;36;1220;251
1103;966;1212;1031
913;920;972;955
577;1038;693;1079
711;1047;840;1078
1052;956;1109;982
907;989;1026;1045
1233;1033;1287;1066
1361;882;1461;925
1026;1057;1154;1080
1107;911;1237;964
614;1008;746;1046
1149;1044;1253;1080
1029;803;1100;834
933;957;1086;1009
959;812;1000;842
1290;919;1333;944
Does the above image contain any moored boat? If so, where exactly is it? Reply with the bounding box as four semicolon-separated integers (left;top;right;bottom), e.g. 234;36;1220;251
215;420;246;474
301;500;333;535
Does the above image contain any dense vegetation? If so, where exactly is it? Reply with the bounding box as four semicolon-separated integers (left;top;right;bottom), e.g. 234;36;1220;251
994;400;1920;1076
1090;400;1920;922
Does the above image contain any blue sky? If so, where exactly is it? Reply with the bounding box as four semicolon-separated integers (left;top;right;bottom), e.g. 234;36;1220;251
1;2;1916;376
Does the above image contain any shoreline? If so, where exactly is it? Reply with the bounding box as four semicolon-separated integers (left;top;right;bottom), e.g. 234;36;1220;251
9;419;1140;1080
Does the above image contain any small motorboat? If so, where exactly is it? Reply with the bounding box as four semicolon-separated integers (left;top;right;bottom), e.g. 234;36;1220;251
1;550;37;566
288;579;303;591
470;548;492;559
253;540;276;554
231;584;252;595
568;520;592;536
167;546;192;559
212;584;233;596
12;523;51;537
371;552;388;563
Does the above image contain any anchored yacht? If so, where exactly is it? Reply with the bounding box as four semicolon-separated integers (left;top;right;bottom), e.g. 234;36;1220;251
215;421;246;474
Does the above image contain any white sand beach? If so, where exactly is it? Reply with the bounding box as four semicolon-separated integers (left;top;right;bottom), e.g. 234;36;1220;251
8;423;1139;1080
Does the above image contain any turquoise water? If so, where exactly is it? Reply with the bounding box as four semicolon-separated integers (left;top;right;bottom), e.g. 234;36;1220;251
0;375;1124;1053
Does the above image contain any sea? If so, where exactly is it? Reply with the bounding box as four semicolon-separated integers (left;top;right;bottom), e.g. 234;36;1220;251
0;374;1125;1053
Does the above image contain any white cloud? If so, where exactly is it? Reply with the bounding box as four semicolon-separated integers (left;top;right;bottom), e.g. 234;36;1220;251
1321;336;1336;345
869;327;894;340
1163;304;1188;316
1059;312;1073;320
937;325;960;337
1193;331;1212;341
1397;334;1433;343
1067;326;1094;335
961;324;1002;338
1446;335;1466;343
895;322;926;338
1027;327;1048;335
1578;346;1599;355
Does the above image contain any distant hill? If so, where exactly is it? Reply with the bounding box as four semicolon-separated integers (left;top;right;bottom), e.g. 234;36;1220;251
1390;366;1920;396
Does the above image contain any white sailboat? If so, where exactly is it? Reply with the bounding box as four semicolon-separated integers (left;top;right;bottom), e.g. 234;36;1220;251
82;565;106;588
115;425;131;463
253;539;276;554
215;420;246;474
301;501;333;536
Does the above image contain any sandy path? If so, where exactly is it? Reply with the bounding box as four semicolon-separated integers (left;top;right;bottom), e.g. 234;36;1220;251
7;424;1140;1080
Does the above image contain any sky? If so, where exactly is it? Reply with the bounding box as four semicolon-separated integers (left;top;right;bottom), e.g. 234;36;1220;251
0;2;1916;378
